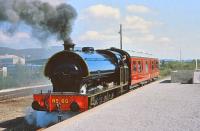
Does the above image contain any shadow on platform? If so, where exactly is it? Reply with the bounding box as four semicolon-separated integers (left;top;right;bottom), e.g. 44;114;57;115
160;79;171;83
0;117;37;130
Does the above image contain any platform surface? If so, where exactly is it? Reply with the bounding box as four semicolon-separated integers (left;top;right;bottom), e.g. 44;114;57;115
46;78;200;131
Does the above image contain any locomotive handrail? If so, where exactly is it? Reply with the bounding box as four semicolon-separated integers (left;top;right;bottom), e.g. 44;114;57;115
84;58;110;61
88;83;128;97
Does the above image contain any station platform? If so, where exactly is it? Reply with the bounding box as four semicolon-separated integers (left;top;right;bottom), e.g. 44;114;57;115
46;78;200;131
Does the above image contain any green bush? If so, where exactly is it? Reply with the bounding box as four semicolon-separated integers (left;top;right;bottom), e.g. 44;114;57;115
159;60;198;78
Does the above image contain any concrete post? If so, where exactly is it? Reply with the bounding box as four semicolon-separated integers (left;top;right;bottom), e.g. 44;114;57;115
2;67;7;78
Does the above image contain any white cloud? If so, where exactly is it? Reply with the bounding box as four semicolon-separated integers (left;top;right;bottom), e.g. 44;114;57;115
79;30;157;46
126;5;151;13
0;31;30;43
78;4;169;49
0;31;41;49
122;34;155;44
0;32;9;42
124;16;153;33
78;30;120;48
0;3;174;58
79;4;156;34
78;4;172;53
157;37;171;43
79;30;117;42
83;4;120;19
138;34;155;42
0;31;64;49
15;32;30;39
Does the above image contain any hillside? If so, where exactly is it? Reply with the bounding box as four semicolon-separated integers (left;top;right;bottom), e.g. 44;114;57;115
0;46;63;60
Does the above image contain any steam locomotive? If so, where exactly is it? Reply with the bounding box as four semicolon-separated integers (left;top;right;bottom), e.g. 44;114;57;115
32;42;159;112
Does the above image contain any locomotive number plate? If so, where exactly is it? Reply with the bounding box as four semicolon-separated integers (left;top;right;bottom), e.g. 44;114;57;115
52;98;68;104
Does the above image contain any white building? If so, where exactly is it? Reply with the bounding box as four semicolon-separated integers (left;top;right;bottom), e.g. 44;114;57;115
0;55;25;65
0;67;7;78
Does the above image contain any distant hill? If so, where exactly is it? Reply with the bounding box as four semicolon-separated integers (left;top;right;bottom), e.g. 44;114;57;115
20;46;64;60
0;46;85;61
160;59;178;62
0;47;20;55
0;46;63;60
160;59;194;62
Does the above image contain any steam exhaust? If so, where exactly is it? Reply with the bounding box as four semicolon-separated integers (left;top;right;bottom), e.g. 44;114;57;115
0;0;77;46
25;107;78;127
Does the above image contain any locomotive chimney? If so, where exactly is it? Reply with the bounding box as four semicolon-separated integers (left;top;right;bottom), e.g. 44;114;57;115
63;40;75;51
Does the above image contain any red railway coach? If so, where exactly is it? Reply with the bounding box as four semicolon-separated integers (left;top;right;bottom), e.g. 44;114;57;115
32;46;159;113
127;50;159;86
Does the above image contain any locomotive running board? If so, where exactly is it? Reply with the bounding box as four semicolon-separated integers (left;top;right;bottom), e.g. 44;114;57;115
88;83;128;97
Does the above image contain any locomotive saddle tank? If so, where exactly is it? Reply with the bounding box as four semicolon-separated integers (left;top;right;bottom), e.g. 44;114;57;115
44;47;130;94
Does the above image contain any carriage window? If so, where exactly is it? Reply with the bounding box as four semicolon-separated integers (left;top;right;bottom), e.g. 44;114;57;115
132;61;137;71
146;61;148;73
152;61;154;70
156;61;159;68
138;61;142;73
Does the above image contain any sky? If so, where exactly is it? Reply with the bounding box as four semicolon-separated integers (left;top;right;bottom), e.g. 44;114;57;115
0;0;200;59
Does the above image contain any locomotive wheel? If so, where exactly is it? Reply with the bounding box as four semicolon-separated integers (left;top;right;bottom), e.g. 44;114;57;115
32;101;42;111
94;99;98;106
108;93;114;100
70;102;79;112
98;96;103;104
104;95;108;102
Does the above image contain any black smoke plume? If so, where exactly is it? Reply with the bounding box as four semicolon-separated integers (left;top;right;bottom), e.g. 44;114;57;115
0;0;77;44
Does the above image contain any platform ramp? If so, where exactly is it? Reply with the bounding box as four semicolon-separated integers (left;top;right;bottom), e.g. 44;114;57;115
193;70;200;84
171;70;194;84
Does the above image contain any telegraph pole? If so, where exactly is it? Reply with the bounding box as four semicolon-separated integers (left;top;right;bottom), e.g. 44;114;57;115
119;24;122;49
180;48;182;63
196;59;198;70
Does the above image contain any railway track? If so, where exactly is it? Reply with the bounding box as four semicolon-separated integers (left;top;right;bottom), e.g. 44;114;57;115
0;85;52;102
0;84;80;130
